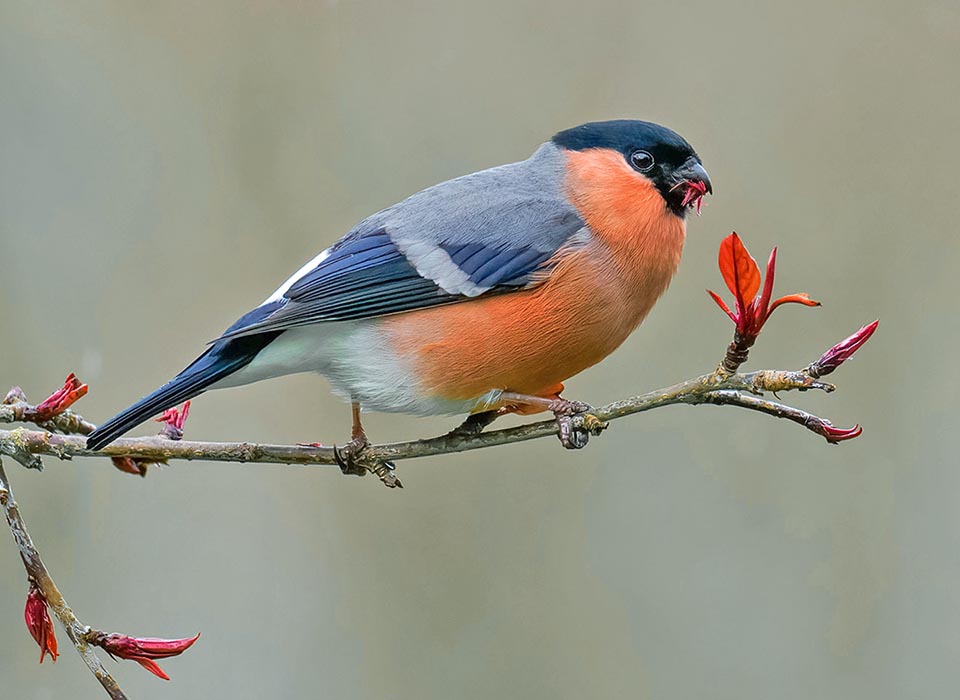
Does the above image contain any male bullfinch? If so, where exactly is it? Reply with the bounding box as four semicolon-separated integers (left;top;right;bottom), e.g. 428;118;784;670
86;120;711;461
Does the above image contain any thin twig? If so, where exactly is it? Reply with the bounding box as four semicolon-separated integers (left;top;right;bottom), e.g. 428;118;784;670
0;457;129;700
0;366;848;474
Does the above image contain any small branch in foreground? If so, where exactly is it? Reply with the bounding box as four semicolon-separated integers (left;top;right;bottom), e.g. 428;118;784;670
1;456;199;695
0;458;129;700
0;381;202;697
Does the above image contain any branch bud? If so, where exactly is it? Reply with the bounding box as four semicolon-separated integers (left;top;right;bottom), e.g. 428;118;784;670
24;585;58;664
91;631;200;681
808;320;879;378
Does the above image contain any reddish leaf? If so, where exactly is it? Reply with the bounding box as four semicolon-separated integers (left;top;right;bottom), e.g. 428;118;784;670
24;587;58;664
133;657;171;681
768;293;821;314
33;373;88;422
757;247;778;318
718;233;761;310
707;290;737;322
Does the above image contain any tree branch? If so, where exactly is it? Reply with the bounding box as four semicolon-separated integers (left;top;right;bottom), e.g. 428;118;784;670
0;365;857;484
0;457;129;700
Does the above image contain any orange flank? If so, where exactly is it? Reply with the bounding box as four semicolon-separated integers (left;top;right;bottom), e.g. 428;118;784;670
384;147;687;409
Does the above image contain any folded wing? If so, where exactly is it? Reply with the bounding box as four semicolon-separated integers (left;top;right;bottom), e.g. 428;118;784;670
217;144;585;340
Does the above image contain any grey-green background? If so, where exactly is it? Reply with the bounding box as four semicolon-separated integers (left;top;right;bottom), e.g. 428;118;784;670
1;1;957;698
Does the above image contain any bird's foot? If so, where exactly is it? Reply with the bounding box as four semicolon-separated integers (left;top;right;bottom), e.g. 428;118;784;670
334;435;368;476
548;398;608;450
334;436;403;489
499;392;608;449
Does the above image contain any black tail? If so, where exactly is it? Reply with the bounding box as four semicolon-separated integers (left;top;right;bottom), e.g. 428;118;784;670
85;333;278;451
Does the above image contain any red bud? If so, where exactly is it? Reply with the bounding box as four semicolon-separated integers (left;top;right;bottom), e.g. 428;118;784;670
807;418;863;444
155;401;191;440
811;321;879;377
93;631;200;681
110;457;149;477
32;373;88;422
24;587;58;664
718;232;761;314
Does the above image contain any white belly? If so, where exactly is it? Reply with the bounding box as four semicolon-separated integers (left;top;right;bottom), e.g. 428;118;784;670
210;322;480;416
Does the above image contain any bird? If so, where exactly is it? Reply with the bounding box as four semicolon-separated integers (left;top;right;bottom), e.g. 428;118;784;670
86;119;711;472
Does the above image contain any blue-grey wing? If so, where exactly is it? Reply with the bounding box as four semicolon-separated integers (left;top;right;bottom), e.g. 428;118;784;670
216;143;585;340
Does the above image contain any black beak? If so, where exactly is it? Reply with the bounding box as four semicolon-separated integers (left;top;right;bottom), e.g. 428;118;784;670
676;158;712;194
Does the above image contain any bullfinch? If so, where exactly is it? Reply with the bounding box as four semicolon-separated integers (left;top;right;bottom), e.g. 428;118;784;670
86;119;711;460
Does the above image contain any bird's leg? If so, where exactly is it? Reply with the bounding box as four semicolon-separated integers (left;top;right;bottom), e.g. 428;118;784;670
334;402;368;475
334;402;402;488
446;409;503;438
499;392;607;450
350;401;366;442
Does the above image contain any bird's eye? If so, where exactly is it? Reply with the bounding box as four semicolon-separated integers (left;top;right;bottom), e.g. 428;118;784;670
629;150;655;173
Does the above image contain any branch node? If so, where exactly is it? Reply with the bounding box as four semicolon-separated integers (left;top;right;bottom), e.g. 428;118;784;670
750;370;836;394
718;333;755;375
2;429;45;471
573;412;608;436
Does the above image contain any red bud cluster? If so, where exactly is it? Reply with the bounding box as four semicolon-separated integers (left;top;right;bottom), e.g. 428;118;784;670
156;401;191;440
708;233;820;342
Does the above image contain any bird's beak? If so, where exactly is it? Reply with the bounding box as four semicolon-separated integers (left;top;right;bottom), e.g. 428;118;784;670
675;158;712;194
667;158;712;216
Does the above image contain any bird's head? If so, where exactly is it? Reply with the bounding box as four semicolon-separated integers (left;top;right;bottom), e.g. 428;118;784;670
552;119;711;220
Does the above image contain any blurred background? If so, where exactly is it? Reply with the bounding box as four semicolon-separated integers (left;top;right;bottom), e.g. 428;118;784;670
1;1;958;698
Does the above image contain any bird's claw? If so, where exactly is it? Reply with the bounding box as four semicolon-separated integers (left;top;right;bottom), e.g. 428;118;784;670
548;399;608;450
333;438;367;476
334;437;403;488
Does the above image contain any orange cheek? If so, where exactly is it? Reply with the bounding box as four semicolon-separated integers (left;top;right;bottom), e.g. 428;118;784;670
563;148;669;246
563;147;686;285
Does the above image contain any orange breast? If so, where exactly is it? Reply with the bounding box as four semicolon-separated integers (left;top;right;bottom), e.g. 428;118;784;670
384;147;686;402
